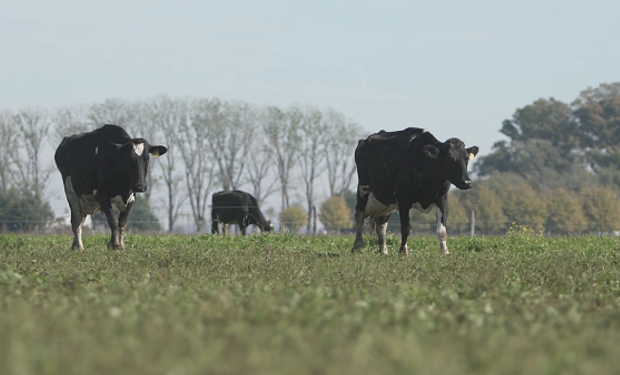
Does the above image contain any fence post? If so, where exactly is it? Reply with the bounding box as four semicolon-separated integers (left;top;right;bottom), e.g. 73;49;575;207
312;206;317;236
470;209;475;237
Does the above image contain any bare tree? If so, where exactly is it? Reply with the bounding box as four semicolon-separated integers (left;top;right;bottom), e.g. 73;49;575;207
143;96;188;232
0;110;16;193
298;106;327;233
197;99;256;191
87;98;137;129
11;108;53;200
133;99;162;203
246;133;278;205
263;106;301;210
323;109;364;197
53;105;90;144
178;99;216;232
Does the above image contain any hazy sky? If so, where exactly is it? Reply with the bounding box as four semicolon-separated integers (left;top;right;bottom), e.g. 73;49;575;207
2;0;619;218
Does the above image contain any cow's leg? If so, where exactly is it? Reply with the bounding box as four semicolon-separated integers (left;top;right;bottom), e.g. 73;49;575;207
71;213;87;250
375;215;390;255
236;216;248;235
98;197;121;250
352;210;366;252
222;224;229;235
211;220;219;235
352;184;370;252
398;204;412;256
117;201;134;249
436;198;449;255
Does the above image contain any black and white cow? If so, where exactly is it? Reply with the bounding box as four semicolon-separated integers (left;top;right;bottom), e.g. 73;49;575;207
352;127;478;255
54;124;167;250
211;190;273;235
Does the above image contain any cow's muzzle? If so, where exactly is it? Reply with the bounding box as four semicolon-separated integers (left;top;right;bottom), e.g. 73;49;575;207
455;180;472;190
132;184;147;193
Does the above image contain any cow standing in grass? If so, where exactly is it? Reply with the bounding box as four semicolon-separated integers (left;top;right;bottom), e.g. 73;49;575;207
352;127;478;255
55;124;167;250
211;190;273;235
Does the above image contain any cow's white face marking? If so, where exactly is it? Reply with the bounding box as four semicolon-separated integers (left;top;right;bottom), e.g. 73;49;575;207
133;143;144;156
358;185;370;196
95;146;98;155
365;192;397;217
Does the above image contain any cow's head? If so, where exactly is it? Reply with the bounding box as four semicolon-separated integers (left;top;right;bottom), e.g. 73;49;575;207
261;220;274;232
106;138;168;193
423;138;478;190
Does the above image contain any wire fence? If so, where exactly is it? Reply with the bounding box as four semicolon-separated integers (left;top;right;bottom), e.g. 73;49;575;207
2;208;619;237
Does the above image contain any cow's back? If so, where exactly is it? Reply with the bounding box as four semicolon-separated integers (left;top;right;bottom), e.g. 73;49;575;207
355;128;427;201
212;191;250;223
55;124;132;195
244;192;268;224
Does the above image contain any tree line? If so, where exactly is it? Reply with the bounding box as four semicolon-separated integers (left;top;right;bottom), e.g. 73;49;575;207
0;96;364;233
1;81;619;235
431;81;620;235
405;174;620;235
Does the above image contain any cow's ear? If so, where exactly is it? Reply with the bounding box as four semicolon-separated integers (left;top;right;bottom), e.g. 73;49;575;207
423;145;440;158
149;145;168;157
466;146;479;160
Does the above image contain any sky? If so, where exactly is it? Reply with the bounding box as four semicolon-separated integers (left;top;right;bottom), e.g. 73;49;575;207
1;0;619;220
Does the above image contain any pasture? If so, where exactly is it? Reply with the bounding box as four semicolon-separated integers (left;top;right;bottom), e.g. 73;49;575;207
1;231;620;374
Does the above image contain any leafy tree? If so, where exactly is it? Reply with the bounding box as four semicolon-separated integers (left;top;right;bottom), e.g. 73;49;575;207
485;173;548;232
458;182;508;235
408;191;469;235
279;205;308;233
0;188;54;232
580;186;620;233
573;82;620;149
572;82;620;189
476;98;587;191
409;207;435;233
544;188;587;235
499;97;579;149
319;196;352;233
446;191;470;234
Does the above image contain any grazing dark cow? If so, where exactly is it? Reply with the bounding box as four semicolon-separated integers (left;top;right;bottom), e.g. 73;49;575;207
211;190;273;235
55;124;167;250
352;127;478;255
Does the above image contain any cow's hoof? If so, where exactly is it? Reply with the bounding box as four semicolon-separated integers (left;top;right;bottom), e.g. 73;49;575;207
351;241;364;253
108;243;123;250
71;245;84;251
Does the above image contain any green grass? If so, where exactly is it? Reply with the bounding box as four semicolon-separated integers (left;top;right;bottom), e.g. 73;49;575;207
1;232;620;374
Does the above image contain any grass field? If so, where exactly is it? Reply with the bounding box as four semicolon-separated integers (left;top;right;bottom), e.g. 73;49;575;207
1;231;620;375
